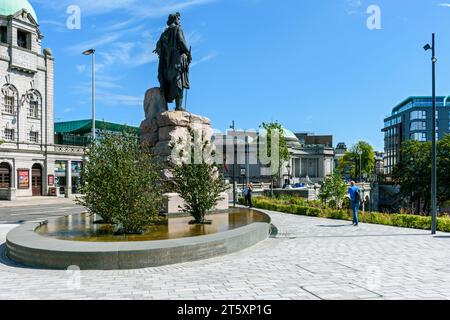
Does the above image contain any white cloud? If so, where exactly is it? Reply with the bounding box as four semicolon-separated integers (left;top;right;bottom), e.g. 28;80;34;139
191;52;217;67
31;0;215;17
346;0;363;15
76;64;86;73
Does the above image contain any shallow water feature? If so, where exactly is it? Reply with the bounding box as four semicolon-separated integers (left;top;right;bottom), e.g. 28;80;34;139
36;208;270;242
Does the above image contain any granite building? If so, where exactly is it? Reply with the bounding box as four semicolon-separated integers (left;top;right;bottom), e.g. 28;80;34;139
0;1;84;199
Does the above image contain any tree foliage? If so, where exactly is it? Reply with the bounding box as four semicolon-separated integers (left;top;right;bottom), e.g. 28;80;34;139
319;172;348;209
259;122;291;191
170;126;227;224
393;135;450;214
337;141;375;180
77;130;167;234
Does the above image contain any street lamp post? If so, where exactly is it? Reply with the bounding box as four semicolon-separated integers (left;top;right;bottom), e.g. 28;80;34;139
83;49;96;141
424;34;437;235
230;120;237;207
286;162;291;186
359;152;362;182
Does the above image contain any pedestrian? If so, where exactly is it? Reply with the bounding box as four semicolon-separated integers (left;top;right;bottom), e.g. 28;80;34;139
348;181;361;226
247;183;254;208
243;185;249;206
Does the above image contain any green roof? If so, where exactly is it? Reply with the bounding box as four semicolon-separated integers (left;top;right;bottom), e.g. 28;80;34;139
0;0;37;22
55;120;140;135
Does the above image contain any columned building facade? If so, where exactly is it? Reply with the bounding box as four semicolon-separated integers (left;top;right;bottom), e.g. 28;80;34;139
0;1;84;200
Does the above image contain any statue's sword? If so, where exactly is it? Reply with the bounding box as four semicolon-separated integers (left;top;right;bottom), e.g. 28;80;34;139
184;46;192;111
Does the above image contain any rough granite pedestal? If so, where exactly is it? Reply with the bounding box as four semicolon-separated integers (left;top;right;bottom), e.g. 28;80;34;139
140;87;229;213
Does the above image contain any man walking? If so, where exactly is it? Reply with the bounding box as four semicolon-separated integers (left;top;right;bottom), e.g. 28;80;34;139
348;181;361;226
247;183;254;208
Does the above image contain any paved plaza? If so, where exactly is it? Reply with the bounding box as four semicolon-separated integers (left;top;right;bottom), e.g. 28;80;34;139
1;208;450;300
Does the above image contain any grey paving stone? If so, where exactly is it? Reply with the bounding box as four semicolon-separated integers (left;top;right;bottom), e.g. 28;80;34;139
1;209;450;299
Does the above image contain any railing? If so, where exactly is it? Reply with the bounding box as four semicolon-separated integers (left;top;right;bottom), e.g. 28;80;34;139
54;145;86;155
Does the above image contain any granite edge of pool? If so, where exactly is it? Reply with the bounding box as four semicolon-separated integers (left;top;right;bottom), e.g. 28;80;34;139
5;210;272;270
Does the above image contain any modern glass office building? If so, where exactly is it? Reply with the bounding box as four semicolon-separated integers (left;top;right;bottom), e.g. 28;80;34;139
382;96;450;175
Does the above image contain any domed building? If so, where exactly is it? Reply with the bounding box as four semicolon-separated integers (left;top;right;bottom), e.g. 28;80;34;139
215;125;335;193
0;1;62;199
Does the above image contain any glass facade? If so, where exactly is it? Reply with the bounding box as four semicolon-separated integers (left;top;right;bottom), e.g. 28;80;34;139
410;132;427;142
410;121;426;131
384;96;450;176
410;110;427;120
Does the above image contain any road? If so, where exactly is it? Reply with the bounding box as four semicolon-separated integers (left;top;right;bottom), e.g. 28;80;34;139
0;203;85;224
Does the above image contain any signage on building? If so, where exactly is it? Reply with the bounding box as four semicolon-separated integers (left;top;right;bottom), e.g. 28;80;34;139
55;161;66;173
48;175;55;186
18;170;29;190
240;168;246;176
71;161;82;175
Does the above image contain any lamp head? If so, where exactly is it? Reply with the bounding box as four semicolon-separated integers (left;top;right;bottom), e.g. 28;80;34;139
83;49;95;55
424;44;432;51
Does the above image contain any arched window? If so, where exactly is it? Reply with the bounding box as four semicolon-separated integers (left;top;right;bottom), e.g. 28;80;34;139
25;89;42;119
0;163;11;189
1;84;19;115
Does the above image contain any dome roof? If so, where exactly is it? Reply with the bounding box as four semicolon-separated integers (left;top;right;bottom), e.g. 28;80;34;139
282;127;298;141
259;126;301;148
0;0;37;22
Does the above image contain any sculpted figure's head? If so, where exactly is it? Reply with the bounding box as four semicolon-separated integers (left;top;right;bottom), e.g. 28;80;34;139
167;12;181;26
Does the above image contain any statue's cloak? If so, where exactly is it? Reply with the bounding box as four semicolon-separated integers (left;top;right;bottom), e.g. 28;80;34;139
156;25;190;103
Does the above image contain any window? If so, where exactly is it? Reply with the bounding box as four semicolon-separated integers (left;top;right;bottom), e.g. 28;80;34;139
4;95;14;114
28;100;39;118
29;131;39;143
410;132;427;142
17;29;30;49
0;163;10;189
410;121;426;131
410;110;427;120
4;129;14;141
0;26;6;44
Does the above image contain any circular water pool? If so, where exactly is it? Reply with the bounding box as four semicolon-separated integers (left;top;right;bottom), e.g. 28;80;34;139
6;208;272;270
36;208;270;242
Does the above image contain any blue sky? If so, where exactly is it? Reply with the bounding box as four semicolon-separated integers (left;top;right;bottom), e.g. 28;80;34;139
28;0;450;151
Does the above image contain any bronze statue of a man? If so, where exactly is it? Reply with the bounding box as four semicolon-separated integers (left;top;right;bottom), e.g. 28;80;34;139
154;12;192;111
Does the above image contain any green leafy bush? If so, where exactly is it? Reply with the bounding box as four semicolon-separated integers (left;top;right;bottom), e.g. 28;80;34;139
249;195;450;233
77;130;166;234
170;126;227;224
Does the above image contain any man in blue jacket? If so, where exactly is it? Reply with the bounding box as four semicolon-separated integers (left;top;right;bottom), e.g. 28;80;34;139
348;181;361;226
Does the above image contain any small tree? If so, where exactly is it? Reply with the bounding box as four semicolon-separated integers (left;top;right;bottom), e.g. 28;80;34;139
337;141;375;181
319;172;348;209
170;126;227;224
259;122;290;193
77;130;166;234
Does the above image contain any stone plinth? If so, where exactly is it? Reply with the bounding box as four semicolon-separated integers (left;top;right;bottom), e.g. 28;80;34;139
141;110;213;164
140;87;229;213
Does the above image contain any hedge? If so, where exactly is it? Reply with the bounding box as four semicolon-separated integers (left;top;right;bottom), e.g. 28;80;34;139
240;196;450;233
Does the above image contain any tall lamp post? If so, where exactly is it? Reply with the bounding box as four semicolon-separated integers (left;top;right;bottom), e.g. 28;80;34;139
286;162;291;186
82;49;96;141
230;120;237;207
424;34;437;235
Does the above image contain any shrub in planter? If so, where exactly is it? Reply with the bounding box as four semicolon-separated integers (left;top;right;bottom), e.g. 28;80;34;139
77;130;166;234
170;126;227;224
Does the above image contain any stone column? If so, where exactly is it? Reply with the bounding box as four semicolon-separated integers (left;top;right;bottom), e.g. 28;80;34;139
65;160;72;198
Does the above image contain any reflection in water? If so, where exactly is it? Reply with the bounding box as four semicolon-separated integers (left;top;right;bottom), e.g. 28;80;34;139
36;208;270;242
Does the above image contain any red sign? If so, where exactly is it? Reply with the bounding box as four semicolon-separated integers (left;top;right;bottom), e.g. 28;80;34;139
18;170;29;189
48;175;55;186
